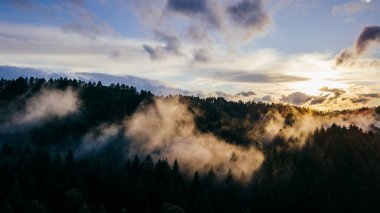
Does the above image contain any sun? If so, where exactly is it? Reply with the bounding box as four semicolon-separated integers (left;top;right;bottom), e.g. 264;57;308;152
286;59;348;96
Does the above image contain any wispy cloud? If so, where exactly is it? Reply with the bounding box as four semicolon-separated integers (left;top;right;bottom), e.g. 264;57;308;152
331;1;369;15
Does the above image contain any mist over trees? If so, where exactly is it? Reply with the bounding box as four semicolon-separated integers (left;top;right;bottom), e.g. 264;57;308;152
1;77;380;212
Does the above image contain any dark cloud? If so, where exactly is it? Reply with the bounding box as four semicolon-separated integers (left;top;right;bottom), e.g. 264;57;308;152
280;92;312;105
235;91;256;97
143;45;165;60
350;97;371;104
167;0;207;14
320;87;345;100
359;93;380;98
356;26;380;54
212;90;257;100
227;0;271;36
109;50;121;59
310;96;328;105
129;0;273;63
335;26;380;68
192;48;210;64
154;30;181;55
335;49;354;66
215;91;232;99
307;87;347;106
261;95;274;102
335;26;380;67
350;93;380;104
166;0;222;28
143;30;182;60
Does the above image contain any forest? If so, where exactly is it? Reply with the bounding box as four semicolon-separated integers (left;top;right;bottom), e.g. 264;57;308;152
1;77;380;213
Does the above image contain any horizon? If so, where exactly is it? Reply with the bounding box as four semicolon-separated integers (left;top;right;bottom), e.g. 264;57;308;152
1;0;380;110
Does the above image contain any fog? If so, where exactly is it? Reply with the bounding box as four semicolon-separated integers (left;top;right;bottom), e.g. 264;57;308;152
125;98;264;181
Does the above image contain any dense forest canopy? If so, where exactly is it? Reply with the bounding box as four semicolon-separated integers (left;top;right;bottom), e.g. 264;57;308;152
1;77;380;212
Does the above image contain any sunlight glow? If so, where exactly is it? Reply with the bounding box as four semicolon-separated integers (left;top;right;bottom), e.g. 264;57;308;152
286;59;348;95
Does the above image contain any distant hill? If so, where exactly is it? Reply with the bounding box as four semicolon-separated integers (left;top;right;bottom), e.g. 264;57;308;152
0;65;190;96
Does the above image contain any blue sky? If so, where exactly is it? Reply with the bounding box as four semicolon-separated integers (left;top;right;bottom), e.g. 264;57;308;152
0;0;379;109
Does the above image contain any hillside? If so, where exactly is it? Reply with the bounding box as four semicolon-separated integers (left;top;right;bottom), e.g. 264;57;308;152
1;77;380;212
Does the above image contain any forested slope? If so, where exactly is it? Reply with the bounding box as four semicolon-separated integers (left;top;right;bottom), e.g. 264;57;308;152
1;77;380;212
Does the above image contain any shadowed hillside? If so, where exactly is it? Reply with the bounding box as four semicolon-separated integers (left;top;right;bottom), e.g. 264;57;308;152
1;77;380;212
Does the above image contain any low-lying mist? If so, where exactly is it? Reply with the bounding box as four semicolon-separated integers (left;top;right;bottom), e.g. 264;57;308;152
75;97;380;182
1;80;379;183
250;106;380;147
3;88;80;128
125;98;265;181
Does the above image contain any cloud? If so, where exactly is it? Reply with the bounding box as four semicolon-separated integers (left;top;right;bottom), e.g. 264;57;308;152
261;95;274;102
335;49;355;66
143;30;183;60
280;92;312;105
9;88;80;125
209;71;309;83
335;26;380;67
235;91;256;97
212;90;256;100
155;30;182;54
227;0;271;38
350;93;380;104
131;0;272;55
143;45;165;60
186;25;209;42
60;0;117;39
167;0;207;15
334;48;380;68
356;26;380;55
109;50;121;59
320;87;345;100
4;0;116;39
192;48;211;64
331;1;369;15
273;86;380;110
359;93;380;98
165;0;222;29
309;95;328;105
125;98;264;181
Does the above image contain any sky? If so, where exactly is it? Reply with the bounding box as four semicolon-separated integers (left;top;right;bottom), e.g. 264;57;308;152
0;0;380;110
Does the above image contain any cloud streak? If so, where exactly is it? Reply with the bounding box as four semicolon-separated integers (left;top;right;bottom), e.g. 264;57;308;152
209;70;309;83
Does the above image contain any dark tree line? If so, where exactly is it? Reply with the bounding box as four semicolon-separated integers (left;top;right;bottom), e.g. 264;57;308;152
1;77;380;212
